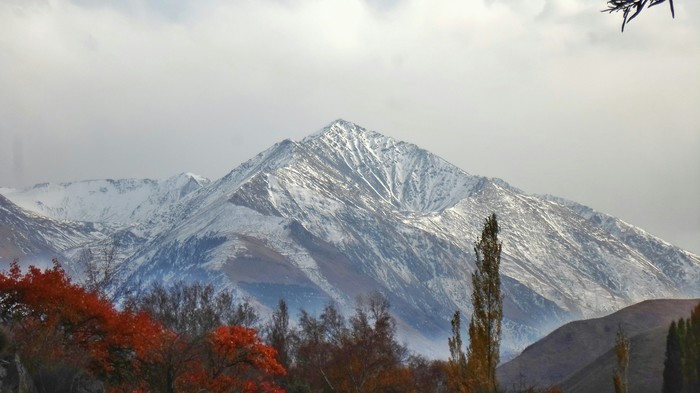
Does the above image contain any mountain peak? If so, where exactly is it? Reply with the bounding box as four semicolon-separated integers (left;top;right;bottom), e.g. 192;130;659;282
3;120;700;361
305;119;385;143
167;172;211;188
328;118;359;130
303;120;411;163
249;120;480;213
329;118;354;127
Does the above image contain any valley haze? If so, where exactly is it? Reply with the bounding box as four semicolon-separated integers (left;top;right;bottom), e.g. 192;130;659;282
1;119;698;359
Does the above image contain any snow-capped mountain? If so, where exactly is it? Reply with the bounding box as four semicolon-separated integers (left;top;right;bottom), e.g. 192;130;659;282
0;194;105;270
0;172;209;225
1;120;699;358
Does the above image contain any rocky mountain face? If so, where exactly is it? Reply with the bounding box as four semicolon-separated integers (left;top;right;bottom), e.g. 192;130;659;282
1;120;699;358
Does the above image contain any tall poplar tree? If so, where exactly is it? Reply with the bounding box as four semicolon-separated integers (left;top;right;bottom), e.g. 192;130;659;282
466;213;503;393
613;325;630;393
448;310;470;393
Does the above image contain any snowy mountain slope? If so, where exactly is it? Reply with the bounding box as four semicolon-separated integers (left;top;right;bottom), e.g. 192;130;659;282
2;119;699;359
428;183;686;316
542;195;700;294
109;120;700;357
0;194;106;269
300;121;483;212
0;173;209;226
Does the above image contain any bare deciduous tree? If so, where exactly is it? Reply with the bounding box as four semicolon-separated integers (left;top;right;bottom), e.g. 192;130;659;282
77;238;122;300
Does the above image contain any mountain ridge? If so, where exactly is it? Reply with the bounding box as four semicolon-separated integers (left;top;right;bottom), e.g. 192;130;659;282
0;172;210;225
1;119;698;358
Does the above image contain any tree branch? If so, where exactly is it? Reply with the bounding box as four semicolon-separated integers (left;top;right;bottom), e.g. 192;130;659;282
602;0;675;32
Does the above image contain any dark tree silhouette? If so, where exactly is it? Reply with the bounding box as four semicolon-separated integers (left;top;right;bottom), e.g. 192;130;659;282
662;302;700;393
603;0;675;32
662;321;684;393
266;299;291;371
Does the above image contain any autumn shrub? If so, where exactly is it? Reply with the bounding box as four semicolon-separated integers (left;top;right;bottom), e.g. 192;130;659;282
127;281;284;393
0;260;162;389
174;325;286;393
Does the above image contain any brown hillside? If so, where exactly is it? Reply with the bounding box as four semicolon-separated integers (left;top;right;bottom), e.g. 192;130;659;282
560;325;668;393
497;298;700;391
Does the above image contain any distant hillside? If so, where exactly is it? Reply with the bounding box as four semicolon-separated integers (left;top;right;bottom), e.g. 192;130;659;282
560;325;668;393
497;298;700;391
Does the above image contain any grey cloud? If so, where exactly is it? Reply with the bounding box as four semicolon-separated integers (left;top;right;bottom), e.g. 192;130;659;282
12;135;24;186
0;0;698;255
67;0;199;22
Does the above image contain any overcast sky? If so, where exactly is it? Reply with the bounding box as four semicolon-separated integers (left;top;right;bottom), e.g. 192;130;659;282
1;0;698;254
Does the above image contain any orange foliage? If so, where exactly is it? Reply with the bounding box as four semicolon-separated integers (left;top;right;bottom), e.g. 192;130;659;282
0;260;162;384
177;325;286;393
0;261;287;391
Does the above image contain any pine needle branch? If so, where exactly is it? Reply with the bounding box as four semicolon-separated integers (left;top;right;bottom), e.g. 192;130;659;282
602;0;675;32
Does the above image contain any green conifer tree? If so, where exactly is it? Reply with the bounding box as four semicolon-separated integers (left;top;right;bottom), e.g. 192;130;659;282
688;303;700;392
663;321;684;393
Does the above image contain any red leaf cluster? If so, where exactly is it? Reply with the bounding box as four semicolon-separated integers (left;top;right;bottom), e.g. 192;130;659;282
177;326;286;393
0;260;285;392
0;260;162;379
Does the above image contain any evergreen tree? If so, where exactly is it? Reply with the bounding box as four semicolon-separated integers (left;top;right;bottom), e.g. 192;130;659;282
688;303;700;392
466;213;503;393
612;325;630;393
661;302;700;393
663;321;684;393
687;330;699;393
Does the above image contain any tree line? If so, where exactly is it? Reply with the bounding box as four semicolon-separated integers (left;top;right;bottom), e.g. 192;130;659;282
266;294;449;393
0;256;458;392
663;301;700;393
0;260;284;392
0;213;573;393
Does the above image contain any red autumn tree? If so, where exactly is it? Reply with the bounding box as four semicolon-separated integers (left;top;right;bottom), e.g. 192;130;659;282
0;261;286;392
0;260;163;388
177;325;286;393
125;281;278;392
